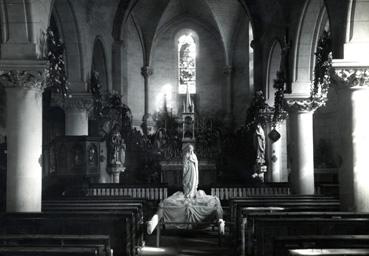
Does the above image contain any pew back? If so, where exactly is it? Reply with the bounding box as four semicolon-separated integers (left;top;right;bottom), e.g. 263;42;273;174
0;234;111;256
274;235;369;256
253;218;369;256
0;212;133;256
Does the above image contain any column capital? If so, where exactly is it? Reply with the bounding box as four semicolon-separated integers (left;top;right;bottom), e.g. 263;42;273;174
332;60;369;89
0;59;48;91
52;92;94;112
285;97;318;113
223;65;233;75
141;66;153;78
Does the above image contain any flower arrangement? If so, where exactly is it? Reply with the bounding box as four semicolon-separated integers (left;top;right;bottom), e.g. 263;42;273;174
245;90;272;130
44;27;70;97
310;30;332;107
272;71;288;127
90;71;104;118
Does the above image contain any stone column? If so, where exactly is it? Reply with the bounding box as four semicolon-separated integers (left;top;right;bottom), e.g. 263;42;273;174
224;65;233;124
286;98;317;194
141;66;153;134
54;93;93;136
0;60;47;212
332;63;369;211
329;0;369;211
266;119;288;182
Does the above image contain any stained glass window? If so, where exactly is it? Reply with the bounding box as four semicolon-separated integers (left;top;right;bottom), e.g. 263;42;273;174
178;34;196;94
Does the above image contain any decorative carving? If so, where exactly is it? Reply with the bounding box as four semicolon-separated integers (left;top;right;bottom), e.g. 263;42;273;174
285;98;319;113
223;65;233;76
0;70;45;91
333;67;369;88
141;66;153;78
88;144;98;167
52;93;94;112
64;97;94;112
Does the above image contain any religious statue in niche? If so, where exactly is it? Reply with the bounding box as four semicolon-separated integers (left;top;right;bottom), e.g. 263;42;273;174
72;144;83;167
109;125;126;167
252;123;267;182
108;125;126;183
88;144;98;167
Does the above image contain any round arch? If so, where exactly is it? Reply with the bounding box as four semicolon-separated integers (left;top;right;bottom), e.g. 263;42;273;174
292;0;329;94
266;39;282;106
51;0;84;91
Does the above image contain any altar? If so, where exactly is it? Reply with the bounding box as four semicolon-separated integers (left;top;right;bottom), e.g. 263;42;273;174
160;160;217;188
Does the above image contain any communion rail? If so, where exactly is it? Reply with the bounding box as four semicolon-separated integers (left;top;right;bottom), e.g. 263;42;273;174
210;184;291;200
87;184;168;201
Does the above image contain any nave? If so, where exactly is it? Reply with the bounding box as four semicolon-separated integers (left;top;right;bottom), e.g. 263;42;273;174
1;0;369;255
2;187;369;256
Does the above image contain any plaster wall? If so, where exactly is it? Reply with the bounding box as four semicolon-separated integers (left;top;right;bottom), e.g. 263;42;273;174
232;15;251;128
150;21;226;119
126;17;145;124
59;0;120;92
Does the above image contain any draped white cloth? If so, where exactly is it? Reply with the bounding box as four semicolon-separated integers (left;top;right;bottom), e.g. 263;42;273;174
159;190;223;229
147;148;223;232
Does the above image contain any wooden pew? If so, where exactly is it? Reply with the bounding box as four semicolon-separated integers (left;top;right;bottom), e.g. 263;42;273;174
230;195;338;223
43;199;146;226
0;212;134;256
43;197;150;218
274;235;369;256
0;234;111;256
252;218;369;256
42;204;144;249
231;196;340;241
42;201;144;223
0;246;99;256
230;195;338;220
243;213;369;256
288;248;369;256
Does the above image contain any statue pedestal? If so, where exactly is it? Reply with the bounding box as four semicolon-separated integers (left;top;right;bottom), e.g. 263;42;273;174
110;165;125;183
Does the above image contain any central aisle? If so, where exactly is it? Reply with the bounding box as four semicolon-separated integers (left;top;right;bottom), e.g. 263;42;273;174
140;228;235;256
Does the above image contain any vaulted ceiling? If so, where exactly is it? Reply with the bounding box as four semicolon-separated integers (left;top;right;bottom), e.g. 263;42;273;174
127;0;258;64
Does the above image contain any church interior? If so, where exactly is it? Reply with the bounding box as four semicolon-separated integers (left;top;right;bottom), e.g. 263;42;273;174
0;0;369;255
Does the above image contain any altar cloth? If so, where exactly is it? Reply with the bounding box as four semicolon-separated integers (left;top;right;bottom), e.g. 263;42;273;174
159;190;223;229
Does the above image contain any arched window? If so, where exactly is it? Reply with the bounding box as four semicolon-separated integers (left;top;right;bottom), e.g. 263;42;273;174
178;33;197;94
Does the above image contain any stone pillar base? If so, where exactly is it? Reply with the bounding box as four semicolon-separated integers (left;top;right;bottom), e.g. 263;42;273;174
110;166;125;183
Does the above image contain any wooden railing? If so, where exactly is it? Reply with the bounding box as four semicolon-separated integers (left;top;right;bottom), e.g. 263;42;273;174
87;184;168;201
210;185;290;200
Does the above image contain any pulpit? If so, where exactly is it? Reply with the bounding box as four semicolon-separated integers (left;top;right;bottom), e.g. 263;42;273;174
52;136;103;182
